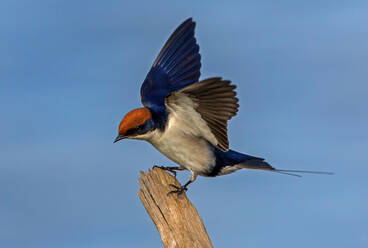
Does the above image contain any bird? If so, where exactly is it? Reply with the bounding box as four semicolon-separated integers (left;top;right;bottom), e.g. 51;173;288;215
114;18;332;194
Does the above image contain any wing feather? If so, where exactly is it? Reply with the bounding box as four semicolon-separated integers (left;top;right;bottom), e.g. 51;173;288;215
179;77;239;151
140;18;201;117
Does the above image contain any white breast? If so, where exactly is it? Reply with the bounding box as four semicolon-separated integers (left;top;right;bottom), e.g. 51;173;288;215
146;94;217;175
150;130;215;175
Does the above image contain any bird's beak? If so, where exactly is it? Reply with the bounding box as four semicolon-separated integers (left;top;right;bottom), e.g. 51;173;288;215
114;134;125;143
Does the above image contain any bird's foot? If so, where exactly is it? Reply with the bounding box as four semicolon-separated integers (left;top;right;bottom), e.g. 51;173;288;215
153;165;178;177
167;184;188;195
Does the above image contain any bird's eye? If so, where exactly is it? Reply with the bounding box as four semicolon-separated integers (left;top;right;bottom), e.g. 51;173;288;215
125;124;145;136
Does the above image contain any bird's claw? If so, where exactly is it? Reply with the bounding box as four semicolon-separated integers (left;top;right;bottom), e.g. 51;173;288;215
153;165;177;177
167;184;187;195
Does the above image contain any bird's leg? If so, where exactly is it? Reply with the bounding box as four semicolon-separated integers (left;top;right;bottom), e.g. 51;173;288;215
153;165;184;177
168;173;197;195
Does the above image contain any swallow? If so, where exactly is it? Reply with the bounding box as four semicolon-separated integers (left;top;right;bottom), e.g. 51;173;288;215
114;18;332;194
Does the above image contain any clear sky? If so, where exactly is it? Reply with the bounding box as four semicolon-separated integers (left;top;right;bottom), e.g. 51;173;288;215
1;0;367;247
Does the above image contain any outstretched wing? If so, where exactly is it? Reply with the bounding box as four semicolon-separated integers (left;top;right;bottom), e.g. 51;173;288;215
167;78;239;151
140;18;201;115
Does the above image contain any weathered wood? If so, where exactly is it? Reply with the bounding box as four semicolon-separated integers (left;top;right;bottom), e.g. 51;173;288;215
138;167;213;248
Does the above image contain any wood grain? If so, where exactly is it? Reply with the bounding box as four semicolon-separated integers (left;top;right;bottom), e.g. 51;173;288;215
138;167;213;248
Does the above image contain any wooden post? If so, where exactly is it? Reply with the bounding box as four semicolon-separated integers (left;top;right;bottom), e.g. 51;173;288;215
138;167;213;248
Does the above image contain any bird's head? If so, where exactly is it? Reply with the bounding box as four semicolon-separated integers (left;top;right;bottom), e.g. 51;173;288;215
114;107;155;143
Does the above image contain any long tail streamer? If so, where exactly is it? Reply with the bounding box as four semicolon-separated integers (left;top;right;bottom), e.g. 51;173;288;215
273;169;334;177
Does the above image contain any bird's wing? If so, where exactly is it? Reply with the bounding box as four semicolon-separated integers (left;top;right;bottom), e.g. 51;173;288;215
140;18;201;115
166;78;239;151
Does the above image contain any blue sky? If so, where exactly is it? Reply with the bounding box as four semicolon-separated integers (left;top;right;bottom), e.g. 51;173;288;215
1;0;367;247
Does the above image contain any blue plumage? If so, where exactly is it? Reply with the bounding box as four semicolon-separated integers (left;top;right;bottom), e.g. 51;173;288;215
203;147;267;176
140;18;201;128
215;148;264;166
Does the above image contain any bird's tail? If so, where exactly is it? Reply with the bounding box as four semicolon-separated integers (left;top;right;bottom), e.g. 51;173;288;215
240;158;333;177
215;149;333;177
